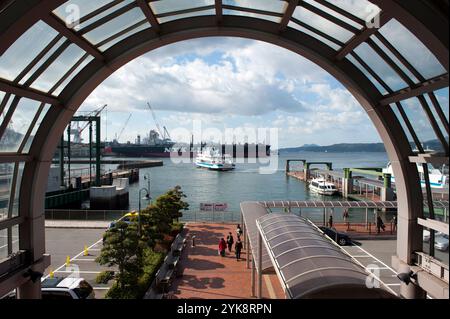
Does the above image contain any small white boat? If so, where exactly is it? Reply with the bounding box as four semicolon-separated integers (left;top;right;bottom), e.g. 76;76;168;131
309;177;338;195
195;148;235;171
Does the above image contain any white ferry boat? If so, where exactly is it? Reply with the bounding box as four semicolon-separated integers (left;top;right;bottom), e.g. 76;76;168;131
309;177;338;196
383;162;448;189
195;148;235;171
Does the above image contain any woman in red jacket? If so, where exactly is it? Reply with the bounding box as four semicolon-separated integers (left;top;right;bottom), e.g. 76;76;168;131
218;238;227;257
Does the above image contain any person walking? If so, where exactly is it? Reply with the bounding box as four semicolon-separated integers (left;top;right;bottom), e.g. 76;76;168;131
392;215;397;232
328;215;333;228
235;238;243;261
218;238;226;257
226;232;234;253
236;224;243;238
343;208;350;230
376;216;385;234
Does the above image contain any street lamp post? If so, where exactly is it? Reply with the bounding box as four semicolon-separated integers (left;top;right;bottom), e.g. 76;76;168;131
138;187;150;236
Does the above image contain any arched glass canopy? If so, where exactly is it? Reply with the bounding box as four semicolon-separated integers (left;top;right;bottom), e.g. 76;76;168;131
0;0;448;298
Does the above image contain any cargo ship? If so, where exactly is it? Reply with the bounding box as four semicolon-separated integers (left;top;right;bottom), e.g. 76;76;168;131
104;129;176;158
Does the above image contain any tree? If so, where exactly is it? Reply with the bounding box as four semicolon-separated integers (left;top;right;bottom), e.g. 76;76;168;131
96;221;143;291
139;205;172;248
154;185;189;221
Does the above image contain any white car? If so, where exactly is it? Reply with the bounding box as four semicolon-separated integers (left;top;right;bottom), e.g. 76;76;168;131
2;277;95;299
423;229;430;242
435;234;449;251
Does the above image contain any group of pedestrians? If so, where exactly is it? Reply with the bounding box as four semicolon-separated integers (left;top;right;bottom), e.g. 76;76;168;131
218;224;244;261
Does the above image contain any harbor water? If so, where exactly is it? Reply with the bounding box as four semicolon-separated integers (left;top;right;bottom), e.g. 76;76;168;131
118;152;390;222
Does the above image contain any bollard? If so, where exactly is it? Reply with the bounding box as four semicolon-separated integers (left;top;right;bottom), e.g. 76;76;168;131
84;245;89;256
49;269;54;279
192;235;196;247
65;255;71;267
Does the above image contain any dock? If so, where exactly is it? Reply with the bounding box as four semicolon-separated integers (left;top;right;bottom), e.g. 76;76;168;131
286;160;448;202
52;159;163;169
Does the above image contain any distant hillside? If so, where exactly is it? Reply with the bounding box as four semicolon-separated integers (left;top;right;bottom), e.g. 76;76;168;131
280;139;444;153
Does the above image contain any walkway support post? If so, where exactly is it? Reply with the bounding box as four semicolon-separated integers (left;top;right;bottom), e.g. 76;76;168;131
251;256;255;297
246;230;250;269
343;168;353;198
257;231;262;299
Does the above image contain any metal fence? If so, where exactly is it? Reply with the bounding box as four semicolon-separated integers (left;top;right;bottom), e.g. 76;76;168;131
45;209;128;221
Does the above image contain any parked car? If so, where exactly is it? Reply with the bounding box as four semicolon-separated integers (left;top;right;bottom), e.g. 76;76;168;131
319;226;352;246
108;211;138;229
423;229;430;242
2;277;95;299
435;233;449;251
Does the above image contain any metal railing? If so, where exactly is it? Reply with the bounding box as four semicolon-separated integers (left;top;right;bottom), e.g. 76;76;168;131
45;209;128;221
180;211;241;223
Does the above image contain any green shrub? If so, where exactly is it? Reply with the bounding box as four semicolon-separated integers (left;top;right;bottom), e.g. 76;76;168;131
95;270;115;284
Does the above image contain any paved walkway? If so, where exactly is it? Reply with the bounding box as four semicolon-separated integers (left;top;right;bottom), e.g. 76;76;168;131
169;223;285;299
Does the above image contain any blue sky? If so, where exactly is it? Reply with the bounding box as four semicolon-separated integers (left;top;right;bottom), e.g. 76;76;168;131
78;37;448;148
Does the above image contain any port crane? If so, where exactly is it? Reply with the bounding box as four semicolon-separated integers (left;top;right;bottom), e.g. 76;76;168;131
71;104;107;143
146;102;171;140
116;113;132;142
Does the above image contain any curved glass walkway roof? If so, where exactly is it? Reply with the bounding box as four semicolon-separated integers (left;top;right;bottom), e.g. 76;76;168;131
0;0;448;298
256;213;396;298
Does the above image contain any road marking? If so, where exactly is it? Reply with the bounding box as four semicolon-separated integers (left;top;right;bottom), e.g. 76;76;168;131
93;287;110;290
386;283;401;286
55;270;102;274
366;267;389;270
72;258;97;262
43;238;103;279
341;244;399;296
353;255;371;258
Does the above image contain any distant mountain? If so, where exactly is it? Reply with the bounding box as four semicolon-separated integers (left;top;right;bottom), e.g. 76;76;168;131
280;139;444;153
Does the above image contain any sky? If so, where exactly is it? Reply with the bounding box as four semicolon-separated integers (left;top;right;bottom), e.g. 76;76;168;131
0;2;448;150
78;37;383;148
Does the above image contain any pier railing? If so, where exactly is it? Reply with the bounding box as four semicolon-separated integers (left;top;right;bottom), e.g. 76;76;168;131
45;209;128;221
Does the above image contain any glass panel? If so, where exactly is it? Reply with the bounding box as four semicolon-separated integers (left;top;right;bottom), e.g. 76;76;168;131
12;225;19;254
54;0;114;26
423;95;449;144
158;9;215;23
379;19;446;80
396;98;439;147
288;21;341;50
77;0;136;30
0;163;14;222
291;6;355;43
98;22;151;52
370;35;420;84
223;9;281;23
324;0;381;22
21;104;51;153
346;54;388;94
150;0;214;15
223;0;287;13
11;163;24;218
353;43;408;91
390;103;416;151
0;21;58;81
30;44;85;93
0;98;42;152
82;7;147;45
303;0;363;29
52;55;94;96
18;37;67;86
0;229;7;260
1;95;14;128
434;88;449;122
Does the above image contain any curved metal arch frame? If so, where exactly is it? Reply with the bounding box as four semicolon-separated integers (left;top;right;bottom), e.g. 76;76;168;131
24;12;422;275
0;0;447;298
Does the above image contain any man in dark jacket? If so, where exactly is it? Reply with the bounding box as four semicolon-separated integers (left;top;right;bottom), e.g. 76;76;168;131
235;238;243;261
226;232;234;253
